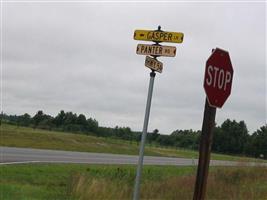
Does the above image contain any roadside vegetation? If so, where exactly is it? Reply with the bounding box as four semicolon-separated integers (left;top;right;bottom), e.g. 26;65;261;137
1;110;266;160
1;123;262;162
1;163;266;200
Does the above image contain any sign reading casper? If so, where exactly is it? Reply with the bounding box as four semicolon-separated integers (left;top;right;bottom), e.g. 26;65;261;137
204;48;234;108
134;30;183;43
145;56;163;73
136;44;176;57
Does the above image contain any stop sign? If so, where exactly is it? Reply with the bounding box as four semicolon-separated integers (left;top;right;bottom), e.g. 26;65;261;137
204;48;234;108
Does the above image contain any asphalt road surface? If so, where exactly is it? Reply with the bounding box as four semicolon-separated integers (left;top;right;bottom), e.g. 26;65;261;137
0;146;265;166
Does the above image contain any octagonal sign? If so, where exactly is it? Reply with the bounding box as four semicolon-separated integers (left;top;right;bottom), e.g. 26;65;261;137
204;48;234;108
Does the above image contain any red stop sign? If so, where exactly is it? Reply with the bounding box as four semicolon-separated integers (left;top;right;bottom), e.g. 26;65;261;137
204;48;234;108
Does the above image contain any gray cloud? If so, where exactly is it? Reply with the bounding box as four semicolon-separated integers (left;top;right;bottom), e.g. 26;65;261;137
2;2;266;133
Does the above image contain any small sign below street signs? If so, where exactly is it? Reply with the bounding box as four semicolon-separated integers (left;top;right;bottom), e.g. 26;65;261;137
136;44;176;57
145;56;163;73
204;48;234;108
134;30;184;43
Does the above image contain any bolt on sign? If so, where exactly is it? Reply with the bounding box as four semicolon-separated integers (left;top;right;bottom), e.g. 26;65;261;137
145;56;163;73
204;48;234;108
134;30;184;43
136;44;176;57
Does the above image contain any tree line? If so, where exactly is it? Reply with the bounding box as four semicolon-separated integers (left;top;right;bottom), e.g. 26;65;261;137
1;110;266;159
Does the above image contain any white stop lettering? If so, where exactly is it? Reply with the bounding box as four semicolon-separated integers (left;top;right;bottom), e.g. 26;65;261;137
206;65;232;91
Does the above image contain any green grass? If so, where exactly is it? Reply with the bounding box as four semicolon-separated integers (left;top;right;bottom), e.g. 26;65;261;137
1;163;266;200
0;164;195;200
0;123;263;162
0;164;76;200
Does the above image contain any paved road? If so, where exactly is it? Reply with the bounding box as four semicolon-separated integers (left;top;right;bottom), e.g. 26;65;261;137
0;146;264;166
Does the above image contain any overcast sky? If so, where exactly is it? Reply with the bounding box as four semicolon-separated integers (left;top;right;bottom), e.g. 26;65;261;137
1;1;266;134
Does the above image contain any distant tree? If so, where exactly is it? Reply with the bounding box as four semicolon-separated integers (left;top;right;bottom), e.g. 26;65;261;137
135;131;142;142
212;119;249;154
86;118;98;133
248;125;267;159
77;114;87;126
17;113;31;126
112;126;131;140
32;110;45;128
171;129;199;150
8;115;19;125
38;118;53;130
0;111;3;125
32;110;53;129
53;110;66;127
76;114;87;132
147;129;160;144
63;112;77;126
123;127;132;140
156;135;174;146
212;126;224;152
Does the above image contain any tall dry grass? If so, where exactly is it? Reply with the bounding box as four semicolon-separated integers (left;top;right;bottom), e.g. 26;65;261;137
68;166;267;200
207;165;267;200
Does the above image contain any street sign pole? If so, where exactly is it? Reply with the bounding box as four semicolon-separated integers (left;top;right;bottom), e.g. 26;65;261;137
133;25;184;200
193;98;216;200
133;70;156;200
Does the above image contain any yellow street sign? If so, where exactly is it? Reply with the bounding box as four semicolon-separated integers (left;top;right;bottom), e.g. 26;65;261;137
134;30;184;43
145;56;163;73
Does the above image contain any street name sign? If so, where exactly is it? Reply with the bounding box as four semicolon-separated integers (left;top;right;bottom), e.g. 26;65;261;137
204;48;234;108
136;44;176;57
145;56;163;73
134;30;184;43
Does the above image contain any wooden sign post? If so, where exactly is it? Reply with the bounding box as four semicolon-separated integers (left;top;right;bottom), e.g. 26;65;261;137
193;98;216;200
193;48;234;200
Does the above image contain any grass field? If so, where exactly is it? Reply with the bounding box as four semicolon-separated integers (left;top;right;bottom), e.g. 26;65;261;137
0;163;266;200
0;123;262;162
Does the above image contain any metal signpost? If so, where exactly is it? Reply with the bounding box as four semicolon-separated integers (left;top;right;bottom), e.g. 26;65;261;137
133;70;156;200
133;26;183;200
193;48;234;200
